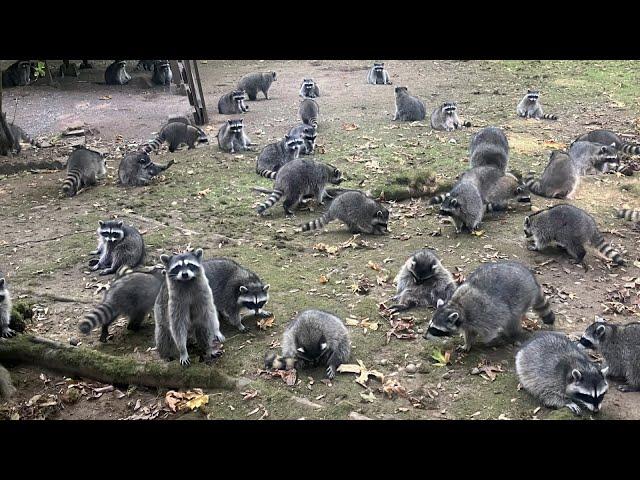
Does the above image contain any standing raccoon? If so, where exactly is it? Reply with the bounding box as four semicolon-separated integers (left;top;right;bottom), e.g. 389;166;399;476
105;60;131;85
218;90;249;114
300;190;389;235
524;204;625;268
393;87;426;121
430;102;470;131
573;129;640;156
256;159;343;216
4;119;41;154
203;257;270;332
524;150;579;199
237;72;276;100
264;309;351;379
78;265;164;342
387;249;457;314
569;141;619;174
366;62;392;85
287;123;317;154
141;122;208;153
299;98;319;128
152;60;172;86
118;151;174;187
516;90;558;120
579;318;640;392
217;119;252;153
426;261;554;351
89;220;146;275
154;249;225;366
0;274;14;338
299;78;320;98
255;135;303;179
469;126;509;172
516;331;609;415
2;60;31;88
61;146;107;197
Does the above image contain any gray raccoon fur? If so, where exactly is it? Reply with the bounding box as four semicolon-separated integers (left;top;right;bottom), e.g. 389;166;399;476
579;318;640;392
0;364;16;400
152;60;172;86
136;60;156;71
573;129;640;156
141;122;208;154
104;61;131;85
154;249;225;366
299;98;319;128
0;112;15;156
78;265;164;342
255;135;303;179
217;119;252;154
366;62;392;85
256;158;344;215
517;90;558;120
299;78;320;98
299;190;389;235
388;249;457;314
0;274;14;338
430;102;470;131
218;90;249;114
2;61;31;88
524;150;579;199
89;220;146;276
265;309;351;379
167;116;193;126
237;72;276;101
118;151;174;186
524;204;625;268
469;126;509;172
203;257;270;332
5;120;41;154
615;208;640;224
61;146;107;197
516;331;608;415
393;86;426;121
426;261;555;351
287;123;317;154
569;141;619;174
484;172;531;212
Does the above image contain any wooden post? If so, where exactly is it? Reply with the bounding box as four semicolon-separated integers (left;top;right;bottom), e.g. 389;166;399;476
180;60;208;126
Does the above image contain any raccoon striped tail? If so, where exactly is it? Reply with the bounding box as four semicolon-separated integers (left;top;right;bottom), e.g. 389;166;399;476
620;143;640;155
141;134;164;153
429;193;449;205
591;233;625;265
306;118;318;129
615;208;640;222
301;212;332;232
78;303;117;335
524;176;543;196
61;168;82;196
541;113;558;120
256;189;283;214
257;168;277;179
532;292;555;325
114;265;134;280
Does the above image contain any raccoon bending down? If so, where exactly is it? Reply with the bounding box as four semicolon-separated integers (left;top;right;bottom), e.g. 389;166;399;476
393;87;426;121
0;274;14;338
430;102;470;131
516;331;608;415
256;159;344;216
105;61;131;85
217;119;253;153
237;72;276;100
615;208;640;225
387;249;457;314
141;122;208;154
203;258;270;332
218;90;249;114
484;172;531;212
573;129;640;156
579;318;640;392
366;62;392;85
264;309;350;379
426;261;555;351
61;146;107;197
299;190;389;235
469;126;509;172
299;98;319;128
152;60;172;86
4;119;41;154
516;90;558;120
154;249;225;366
524;151;579;199
569;141;619;174
118;151;175;186
255;135;303;179
287;124;317;154
524;204;625;268
2;60;31;88
299;78;320;98
89;220;145;275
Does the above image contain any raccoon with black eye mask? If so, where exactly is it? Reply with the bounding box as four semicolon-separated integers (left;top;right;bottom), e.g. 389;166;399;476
430;102;471;131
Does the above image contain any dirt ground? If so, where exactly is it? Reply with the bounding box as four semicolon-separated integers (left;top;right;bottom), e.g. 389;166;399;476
1;59;639;420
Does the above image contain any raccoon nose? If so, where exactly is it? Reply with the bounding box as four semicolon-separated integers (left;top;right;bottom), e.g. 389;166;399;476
180;272;189;280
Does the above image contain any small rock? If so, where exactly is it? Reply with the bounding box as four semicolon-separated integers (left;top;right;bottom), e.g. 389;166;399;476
69;338;80;346
378;359;389;366
448;138;457;144
442;371;452;380
349;411;371;420
405;363;417;374
417;328;424;334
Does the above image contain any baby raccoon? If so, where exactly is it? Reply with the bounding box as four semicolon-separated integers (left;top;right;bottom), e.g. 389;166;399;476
393;86;426;121
142;122;208;154
287;123;317;155
264;309;350;379
152;60;172;86
524;204;625;269
426;261;554;351
469;126;509;172
154;249;225;366
237;72;276;100
118;151;175;187
516;331;608;415
2;60;31;88
0;274;14;338
569;141;619;174
484;173;531;213
218;90;249;114
430;102;470;131
217;119;252;153
517;90;558;120
366;62;392;85
203;257;270;332
615;208;640;225
256;159;344;216
524;150;579;199
61;146;108;197
105;60;131;85
78;265;164;342
299;78;320;98
299;98;319;128
299;190;389;235
574;129;640;156
255;135;303;179
89;220;146;276
5;120;41;154
387;249;457;314
579;318;640;392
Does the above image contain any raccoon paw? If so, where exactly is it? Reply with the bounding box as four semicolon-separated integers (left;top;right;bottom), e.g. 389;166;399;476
214;332;226;343
1;327;16;338
179;355;191;367
527;245;538;251
617;384;640;393
326;366;336;380
566;402;582;415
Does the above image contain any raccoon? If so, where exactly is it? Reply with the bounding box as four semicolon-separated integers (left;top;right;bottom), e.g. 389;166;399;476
237;72;276;101
141;122;208;154
265;309;350;379
573;129;640;156
104;60;131;85
1;60;31;88
136;60;156;71
426;261;555;351
89;220;146;276
469;126;509;172
393;86;426;121
61;146;107;197
299;78;320;98
154;249;225;366
0;364;16;400
152;60;172;86
167;116;193;126
366;62;392;85
387;249;457;314
78;265;164;342
430;102;470;131
256;159;344;216
299;98;319;128
118;151;175;187
218;90;249;114
202;257;270;332
579;318;640;392
255;135;303;179
5;120;40;154
615;208;640;225
287;123;317;155
569;141;619;174
217;119;252;154
524;150;579;199
524;204;625;268
0;112;15;156
517;90;558;120
516;331;608;415
0;274;14;338
484;172;531;212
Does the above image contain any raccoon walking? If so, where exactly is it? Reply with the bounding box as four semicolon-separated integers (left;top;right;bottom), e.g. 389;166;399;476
524;151;579;199
299;78;320;98
516;331;609;415
569;141;619;174
237;72;276;100
366;62;392;85
393;87;426;121
0;274;15;338
287;124;317;155
426;261;555;351
517;90;558;120
524;204;625;268
61;146;107;197
141;122;208;154
469;127;509;172
105;60;131;85
573;129;640;156
299;98;319;128
255;135;303;179
1;60;31;88
299;190;389;235
430;102;470;131
217;119;253;154
218;90;249;114
89;220;145;276
154;249;225;366
118;151;174;186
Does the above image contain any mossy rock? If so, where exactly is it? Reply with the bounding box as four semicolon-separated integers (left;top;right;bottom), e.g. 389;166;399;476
9;301;34;333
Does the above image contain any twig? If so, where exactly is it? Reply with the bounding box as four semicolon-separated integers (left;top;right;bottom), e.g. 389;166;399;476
125;212;201;236
17;290;93;304
252;186;273;194
8;229;94;248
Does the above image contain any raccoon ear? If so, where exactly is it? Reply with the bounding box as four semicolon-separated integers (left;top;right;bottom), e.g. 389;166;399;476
571;369;582;382
160;254;171;266
376;210;384;217
263;284;270;292
297;347;305;353
98;220;104;227
600;146;608;153
194;248;204;260
595;324;606;337
227;119;233;124
601;366;609;378
320;342;328;350
0;278;5;288
239;286;248;293
450;198;458;207
447;312;459;324
117;221;123;228
436;298;445;309
524;216;531;227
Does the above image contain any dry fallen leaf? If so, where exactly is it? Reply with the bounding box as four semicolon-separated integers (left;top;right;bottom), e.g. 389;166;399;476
342;123;360;131
338;360;385;388
471;363;505;382
257;315;275;330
